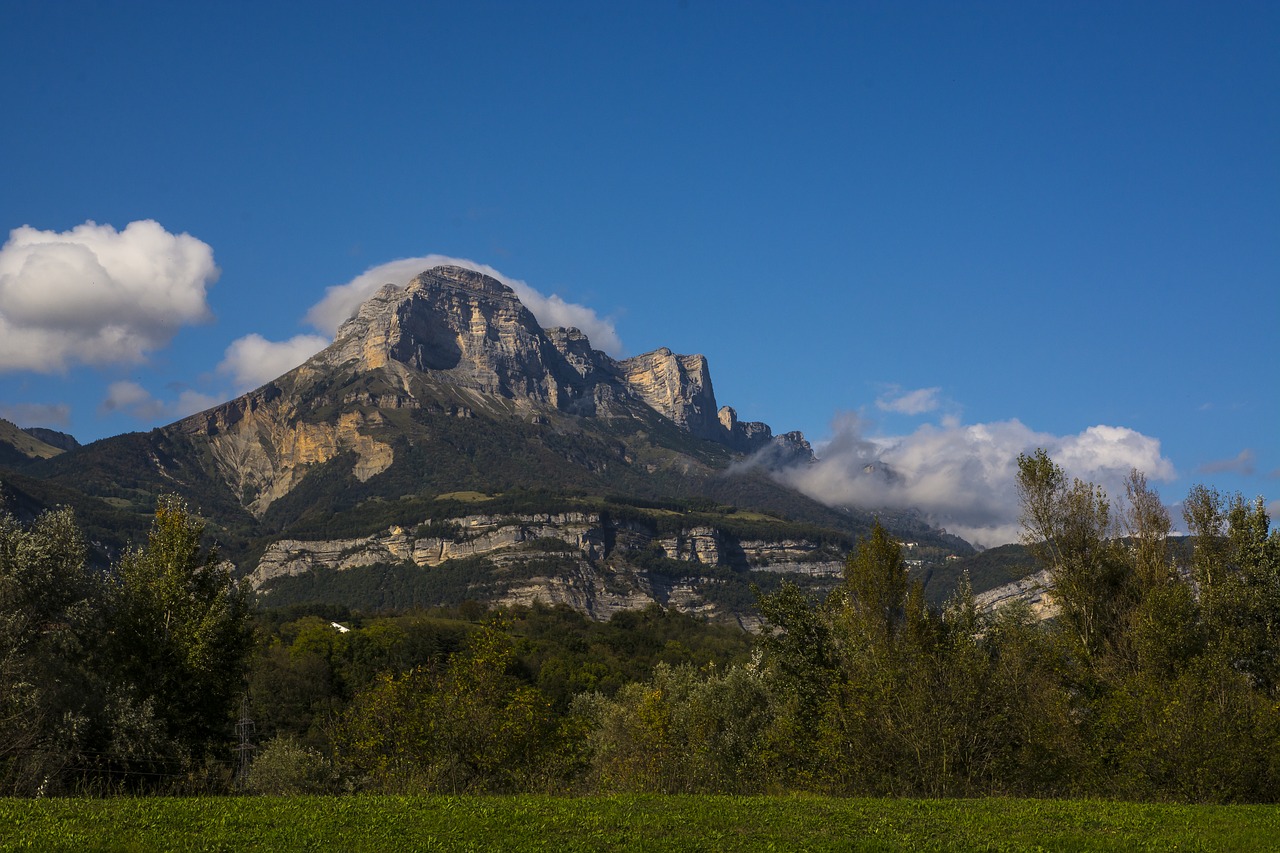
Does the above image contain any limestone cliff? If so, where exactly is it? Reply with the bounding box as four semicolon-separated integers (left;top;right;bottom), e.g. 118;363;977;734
618;348;721;441
250;510;845;624
323;267;573;409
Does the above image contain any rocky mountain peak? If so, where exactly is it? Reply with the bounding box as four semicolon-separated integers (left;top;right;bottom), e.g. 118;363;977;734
323;265;563;405
312;265;812;456
407;264;514;296
174;264;812;517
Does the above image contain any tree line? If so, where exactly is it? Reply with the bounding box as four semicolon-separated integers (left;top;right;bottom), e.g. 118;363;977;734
3;450;1278;801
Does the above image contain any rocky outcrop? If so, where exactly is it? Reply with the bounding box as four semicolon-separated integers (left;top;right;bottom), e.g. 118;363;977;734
973;568;1057;619
249;510;846;590
618;348;721;440
185;403;394;516
324;267;573;408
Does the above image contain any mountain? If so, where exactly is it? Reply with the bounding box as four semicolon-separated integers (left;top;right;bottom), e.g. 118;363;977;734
0;418;66;467
9;265;973;622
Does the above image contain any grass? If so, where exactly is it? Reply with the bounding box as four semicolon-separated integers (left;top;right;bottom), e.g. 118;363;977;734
434;491;494;503
3;795;1279;852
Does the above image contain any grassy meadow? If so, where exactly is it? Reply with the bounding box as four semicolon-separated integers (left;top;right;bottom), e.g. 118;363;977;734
3;795;1280;852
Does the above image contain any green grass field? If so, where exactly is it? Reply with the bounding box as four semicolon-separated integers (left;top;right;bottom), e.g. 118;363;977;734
3;795;1279;852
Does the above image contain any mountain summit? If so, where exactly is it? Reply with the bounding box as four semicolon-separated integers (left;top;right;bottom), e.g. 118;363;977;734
178;266;809;517
324;265;806;450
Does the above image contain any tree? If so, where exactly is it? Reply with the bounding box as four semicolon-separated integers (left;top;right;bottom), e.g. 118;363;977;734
1016;449;1134;659
0;506;105;794
109;496;254;769
1191;491;1280;696
332;623;567;792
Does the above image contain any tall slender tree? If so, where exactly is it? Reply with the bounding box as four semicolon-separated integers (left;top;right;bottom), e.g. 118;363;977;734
109;496;253;768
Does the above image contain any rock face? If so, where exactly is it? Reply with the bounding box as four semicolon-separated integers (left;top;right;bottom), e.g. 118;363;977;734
249;510;846;624
619;349;721;440
324;268;570;407
973;568;1057;619
175;265;812;516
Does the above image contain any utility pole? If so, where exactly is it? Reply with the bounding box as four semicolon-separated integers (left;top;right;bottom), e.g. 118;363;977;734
235;694;256;788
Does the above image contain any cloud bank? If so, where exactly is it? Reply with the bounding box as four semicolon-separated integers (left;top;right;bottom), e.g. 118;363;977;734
302;255;623;356
774;414;1176;548
0;220;219;372
217;332;330;392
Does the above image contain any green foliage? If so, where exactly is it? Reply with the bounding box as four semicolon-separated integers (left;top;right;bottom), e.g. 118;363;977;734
1017;449;1136;659
331;625;570;792
245;736;339;795
109;496;255;767
0;497;260;795
0;507;104;795
6;460;1280;805
925;543;1038;605
574;662;777;793
8;794;1280;851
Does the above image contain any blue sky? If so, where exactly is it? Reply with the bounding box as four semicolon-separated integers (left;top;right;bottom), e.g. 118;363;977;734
1;1;1276;545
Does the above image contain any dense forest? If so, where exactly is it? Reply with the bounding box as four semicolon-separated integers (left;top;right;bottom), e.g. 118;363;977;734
2;450;1278;802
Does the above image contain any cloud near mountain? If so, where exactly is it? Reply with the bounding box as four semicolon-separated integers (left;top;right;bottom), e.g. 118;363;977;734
774;413;1176;548
100;381;219;422
217;332;331;393
0;220;218;372
215;256;625;398
302;255;623;356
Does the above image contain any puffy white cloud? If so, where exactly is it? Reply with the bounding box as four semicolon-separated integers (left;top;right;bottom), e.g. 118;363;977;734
101;381;219;422
876;386;942;415
1197;448;1257;476
0;402;71;428
0;220;219;372
304;255;623;356
218;333;329;392
775;414;1176;548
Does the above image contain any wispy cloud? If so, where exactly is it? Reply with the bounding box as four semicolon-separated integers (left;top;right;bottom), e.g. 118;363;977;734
1197;448;1256;476
100;381;219;422
876;386;942;415
0;220;218;372
0;402;71;428
771;414;1176;548
303;255;623;356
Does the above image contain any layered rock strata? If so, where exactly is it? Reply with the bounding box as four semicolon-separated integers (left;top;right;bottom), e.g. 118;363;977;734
249;511;844;588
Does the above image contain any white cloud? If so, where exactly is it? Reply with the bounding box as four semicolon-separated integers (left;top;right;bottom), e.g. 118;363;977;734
101;381;219;422
1197;448;1256;476
303;255;623;356
0;220;219;372
218;333;329;392
876;386;942;415
0;402;71;428
775;415;1176;548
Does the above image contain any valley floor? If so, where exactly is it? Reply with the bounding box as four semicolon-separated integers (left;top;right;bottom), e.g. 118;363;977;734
3;795;1278;852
